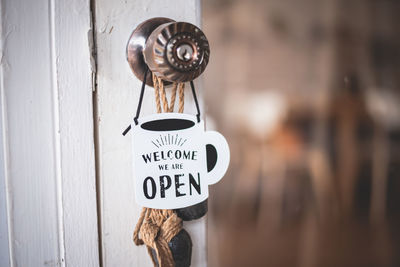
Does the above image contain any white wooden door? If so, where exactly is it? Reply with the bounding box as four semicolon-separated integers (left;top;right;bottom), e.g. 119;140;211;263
0;0;205;266
0;0;99;266
93;0;206;266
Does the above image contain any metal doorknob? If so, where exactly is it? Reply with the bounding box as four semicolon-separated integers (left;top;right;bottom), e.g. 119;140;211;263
127;17;210;86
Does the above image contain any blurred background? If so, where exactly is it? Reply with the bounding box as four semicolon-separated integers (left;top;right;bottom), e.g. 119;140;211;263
201;0;400;266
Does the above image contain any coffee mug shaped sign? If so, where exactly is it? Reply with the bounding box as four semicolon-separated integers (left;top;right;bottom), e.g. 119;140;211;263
132;113;230;209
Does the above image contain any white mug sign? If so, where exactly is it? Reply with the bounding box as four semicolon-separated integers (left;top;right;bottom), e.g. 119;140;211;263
131;113;230;209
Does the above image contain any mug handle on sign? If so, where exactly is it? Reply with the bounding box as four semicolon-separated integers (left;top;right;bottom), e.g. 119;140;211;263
204;131;230;185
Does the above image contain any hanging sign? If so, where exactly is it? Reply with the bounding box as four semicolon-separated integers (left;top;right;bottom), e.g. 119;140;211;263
131;113;230;209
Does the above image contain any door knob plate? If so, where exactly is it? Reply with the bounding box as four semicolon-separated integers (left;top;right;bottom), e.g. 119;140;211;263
126;17;174;87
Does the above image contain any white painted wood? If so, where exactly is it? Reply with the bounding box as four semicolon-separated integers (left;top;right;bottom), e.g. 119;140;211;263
0;33;11;266
54;0;100;266
1;1;64;265
93;0;206;266
0;6;11;264
0;0;99;266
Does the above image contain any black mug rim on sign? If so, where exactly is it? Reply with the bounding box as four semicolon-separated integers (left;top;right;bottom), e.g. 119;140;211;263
141;118;195;131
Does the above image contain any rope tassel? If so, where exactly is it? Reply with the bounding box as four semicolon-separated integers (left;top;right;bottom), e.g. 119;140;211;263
133;74;190;267
134;208;183;267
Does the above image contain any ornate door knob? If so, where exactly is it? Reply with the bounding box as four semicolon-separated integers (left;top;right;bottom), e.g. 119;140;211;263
127;17;210;86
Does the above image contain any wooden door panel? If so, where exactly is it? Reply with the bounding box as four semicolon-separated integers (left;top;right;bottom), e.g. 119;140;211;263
93;0;206;266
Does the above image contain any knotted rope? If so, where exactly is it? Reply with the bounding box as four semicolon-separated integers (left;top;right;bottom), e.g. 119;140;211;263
133;74;185;267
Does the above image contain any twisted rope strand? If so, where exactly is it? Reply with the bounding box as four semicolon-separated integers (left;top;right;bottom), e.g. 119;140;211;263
168;82;178;112
153;74;162;114
178;83;185;113
158;76;169;113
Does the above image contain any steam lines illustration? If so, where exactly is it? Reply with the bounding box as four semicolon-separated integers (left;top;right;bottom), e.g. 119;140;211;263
151;134;187;148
